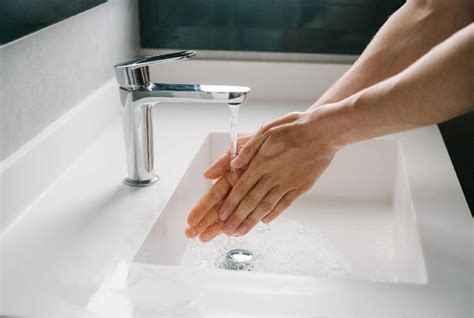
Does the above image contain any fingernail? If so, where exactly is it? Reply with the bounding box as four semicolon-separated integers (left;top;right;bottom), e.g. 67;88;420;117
219;211;229;221
235;228;246;236
185;228;196;238
262;217;270;224
230;158;241;168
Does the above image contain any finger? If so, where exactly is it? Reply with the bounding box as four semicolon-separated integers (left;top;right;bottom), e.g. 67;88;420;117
221;175;273;235
199;221;224;242
203;152;229;180
262;190;300;224
203;135;252;179
185;202;222;238
230;112;302;169
217;164;264;224
187;175;231;227
187;168;244;227
234;186;284;236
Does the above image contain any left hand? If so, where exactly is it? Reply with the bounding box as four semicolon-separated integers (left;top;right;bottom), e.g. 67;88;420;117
186;108;342;240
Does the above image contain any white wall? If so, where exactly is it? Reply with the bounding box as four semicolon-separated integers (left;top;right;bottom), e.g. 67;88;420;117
0;0;139;160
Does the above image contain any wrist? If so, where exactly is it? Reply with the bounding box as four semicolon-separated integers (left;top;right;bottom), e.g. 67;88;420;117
299;98;358;151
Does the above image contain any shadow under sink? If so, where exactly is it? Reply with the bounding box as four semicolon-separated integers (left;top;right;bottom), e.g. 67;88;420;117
134;133;427;284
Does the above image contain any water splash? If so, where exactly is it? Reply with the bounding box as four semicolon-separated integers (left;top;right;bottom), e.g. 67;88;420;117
182;217;352;278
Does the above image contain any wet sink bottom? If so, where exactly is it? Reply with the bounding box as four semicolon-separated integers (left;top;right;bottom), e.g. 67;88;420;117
182;216;353;278
134;133;427;284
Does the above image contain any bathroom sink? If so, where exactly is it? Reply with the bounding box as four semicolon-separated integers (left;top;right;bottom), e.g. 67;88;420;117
134;132;427;284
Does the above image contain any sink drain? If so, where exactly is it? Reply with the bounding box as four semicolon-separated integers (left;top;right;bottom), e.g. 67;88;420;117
222;249;254;271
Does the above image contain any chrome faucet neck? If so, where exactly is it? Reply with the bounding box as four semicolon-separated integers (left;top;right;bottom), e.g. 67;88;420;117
114;51;250;187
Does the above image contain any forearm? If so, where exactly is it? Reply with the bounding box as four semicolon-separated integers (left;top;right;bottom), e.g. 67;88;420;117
325;23;473;147
309;0;473;110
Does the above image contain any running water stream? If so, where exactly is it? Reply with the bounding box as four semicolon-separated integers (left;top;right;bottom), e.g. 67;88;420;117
225;103;241;259
228;104;240;162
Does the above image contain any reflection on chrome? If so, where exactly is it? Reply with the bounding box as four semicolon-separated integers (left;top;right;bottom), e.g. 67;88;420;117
114;51;250;187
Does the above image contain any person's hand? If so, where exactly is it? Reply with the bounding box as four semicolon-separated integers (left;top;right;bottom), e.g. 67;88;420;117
184;167;244;242
215;109;339;237
185;112;316;241
201;135;254;180
185;108;343;241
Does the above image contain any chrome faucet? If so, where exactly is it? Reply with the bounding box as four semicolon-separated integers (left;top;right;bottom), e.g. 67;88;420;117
113;51;250;187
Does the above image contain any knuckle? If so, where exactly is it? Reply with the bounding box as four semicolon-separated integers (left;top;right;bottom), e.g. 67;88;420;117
239;145;250;157
240;219;252;228
225;218;240;229
258;200;274;212
266;127;282;140
260;175;273;187
231;213;246;224
242;196;259;209
254;154;268;166
244;215;259;226
233;186;248;198
199;219;211;230
263;128;273;138
224;170;243;185
207;189;221;202
223;173;237;186
289;111;303;119
259;122;271;133
279;196;293;208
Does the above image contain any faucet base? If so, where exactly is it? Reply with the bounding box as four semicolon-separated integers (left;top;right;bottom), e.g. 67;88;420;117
124;175;159;187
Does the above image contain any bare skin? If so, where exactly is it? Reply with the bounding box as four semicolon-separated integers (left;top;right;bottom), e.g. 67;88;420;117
199;0;472;184
185;3;473;242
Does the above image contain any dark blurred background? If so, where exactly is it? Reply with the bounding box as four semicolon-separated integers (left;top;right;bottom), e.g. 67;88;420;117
0;0;106;44
140;0;403;54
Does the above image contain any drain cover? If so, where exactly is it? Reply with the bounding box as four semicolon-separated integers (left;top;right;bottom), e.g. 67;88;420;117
222;249;254;271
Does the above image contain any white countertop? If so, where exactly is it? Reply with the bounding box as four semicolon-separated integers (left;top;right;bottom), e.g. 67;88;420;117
0;78;472;317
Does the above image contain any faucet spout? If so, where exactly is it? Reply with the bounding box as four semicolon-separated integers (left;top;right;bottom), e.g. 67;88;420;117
119;83;249;186
114;51;251;187
119;83;249;187
123;83;250;106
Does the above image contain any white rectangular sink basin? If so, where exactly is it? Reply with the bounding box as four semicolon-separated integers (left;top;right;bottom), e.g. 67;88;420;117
134;132;427;284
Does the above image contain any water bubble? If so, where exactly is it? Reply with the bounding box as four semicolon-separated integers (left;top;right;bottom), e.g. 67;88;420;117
184;216;352;278
256;226;265;234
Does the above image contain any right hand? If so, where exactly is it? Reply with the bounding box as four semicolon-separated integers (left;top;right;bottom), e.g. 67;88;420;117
185;112;308;241
202;112;307;180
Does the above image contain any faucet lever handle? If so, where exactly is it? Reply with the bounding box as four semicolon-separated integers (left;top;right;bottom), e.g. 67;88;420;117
114;50;197;89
